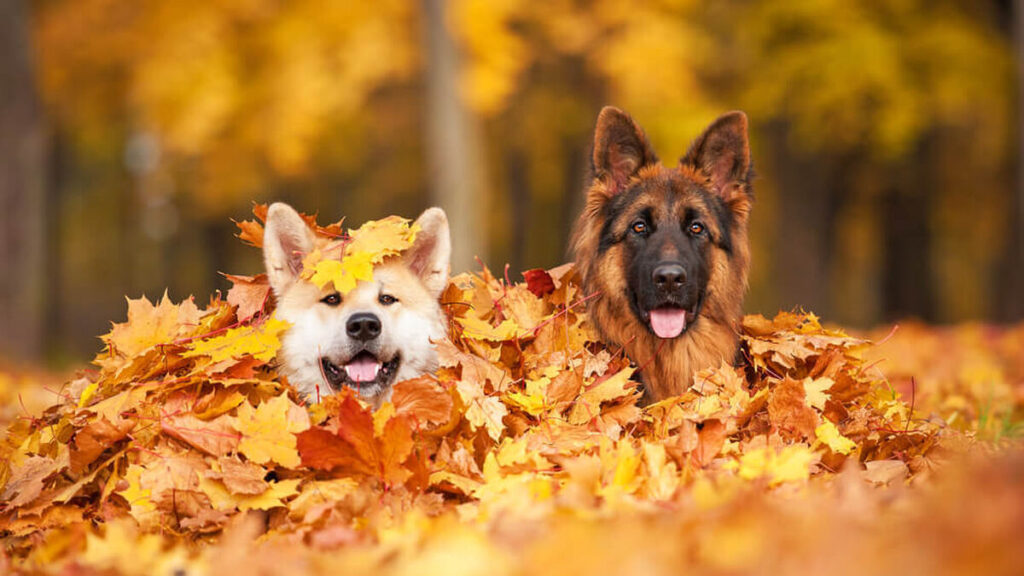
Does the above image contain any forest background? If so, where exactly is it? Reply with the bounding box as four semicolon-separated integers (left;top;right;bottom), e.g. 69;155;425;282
2;0;1022;366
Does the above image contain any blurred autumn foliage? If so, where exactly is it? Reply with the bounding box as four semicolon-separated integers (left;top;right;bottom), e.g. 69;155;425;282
0;0;1021;365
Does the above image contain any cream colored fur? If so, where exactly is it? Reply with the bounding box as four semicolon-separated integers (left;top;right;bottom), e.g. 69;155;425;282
262;203;451;407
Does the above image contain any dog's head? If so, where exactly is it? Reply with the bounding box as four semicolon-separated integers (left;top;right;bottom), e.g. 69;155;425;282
262;204;451;406
573;107;753;340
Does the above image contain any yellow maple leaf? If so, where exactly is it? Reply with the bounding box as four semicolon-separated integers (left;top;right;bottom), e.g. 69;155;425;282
456;380;507;441
307;251;374;294
568;366;636;424
182;317;290;363
199;476;301;511
346;215;420;262
803;377;835;411
815;421;857;455
234;396;310;468
732;445;817;486
102;292;202;358
504;366;558;416
457;316;529;341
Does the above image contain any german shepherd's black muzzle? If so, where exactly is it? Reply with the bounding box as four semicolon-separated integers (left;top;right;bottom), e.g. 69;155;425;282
628;223;710;339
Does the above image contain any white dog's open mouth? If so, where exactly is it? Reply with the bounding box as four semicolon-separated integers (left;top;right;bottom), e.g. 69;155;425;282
320;352;400;393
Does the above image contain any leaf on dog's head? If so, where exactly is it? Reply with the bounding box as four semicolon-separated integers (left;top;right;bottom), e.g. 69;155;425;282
346;216;420;263
299;217;418;295
305;250;374;295
236;203;346;249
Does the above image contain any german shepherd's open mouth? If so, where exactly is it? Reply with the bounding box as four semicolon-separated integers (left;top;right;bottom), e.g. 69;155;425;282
320;351;401;393
640;295;704;339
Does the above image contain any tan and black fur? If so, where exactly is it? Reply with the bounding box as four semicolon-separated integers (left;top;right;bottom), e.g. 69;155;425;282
571;107;753;401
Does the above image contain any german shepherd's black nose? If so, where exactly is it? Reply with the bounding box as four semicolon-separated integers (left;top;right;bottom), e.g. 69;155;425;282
346;313;381;341
652;263;686;292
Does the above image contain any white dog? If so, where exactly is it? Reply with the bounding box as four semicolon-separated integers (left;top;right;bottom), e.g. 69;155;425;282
262;202;451;406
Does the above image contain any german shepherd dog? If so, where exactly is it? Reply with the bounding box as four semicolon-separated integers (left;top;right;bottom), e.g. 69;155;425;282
262;203;451;407
571;107;753;402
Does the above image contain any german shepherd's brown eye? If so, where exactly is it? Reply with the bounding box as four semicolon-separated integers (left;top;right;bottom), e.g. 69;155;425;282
631;220;648;235
688;221;706;236
379;294;397;306
320;292;341;306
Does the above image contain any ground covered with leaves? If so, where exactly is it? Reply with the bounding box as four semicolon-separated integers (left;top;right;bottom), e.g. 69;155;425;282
2;211;1023;576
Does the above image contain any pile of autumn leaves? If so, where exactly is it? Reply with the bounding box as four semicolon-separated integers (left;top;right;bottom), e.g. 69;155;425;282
1;209;1020;576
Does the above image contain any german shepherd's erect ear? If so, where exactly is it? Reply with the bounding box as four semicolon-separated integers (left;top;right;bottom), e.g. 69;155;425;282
404;208;452;299
680;111;753;206
592;106;659;194
263;203;316;298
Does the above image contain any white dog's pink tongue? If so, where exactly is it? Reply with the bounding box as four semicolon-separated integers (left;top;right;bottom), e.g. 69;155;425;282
344;356;380;382
650;308;687;338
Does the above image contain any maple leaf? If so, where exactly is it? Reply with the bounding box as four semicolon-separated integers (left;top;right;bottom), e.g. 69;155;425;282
731;445;819;486
455;379;507;441
183;316;290;363
815;421;857;455
305;250;375;295
200;476;301;512
457;316;530;342
522;268;556;297
101;292;202;359
345;215;419;262
803;377;835;411
568;367;638;425
234;203;270;247
205;456;269;495
234;396;310;468
1;456;59;509
223;273;270;321
161;411;240;458
767;378;820;440
297;392;416;485
391;376;454;428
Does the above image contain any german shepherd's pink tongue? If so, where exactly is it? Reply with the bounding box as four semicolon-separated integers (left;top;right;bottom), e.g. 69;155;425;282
650;308;687;338
344;355;381;382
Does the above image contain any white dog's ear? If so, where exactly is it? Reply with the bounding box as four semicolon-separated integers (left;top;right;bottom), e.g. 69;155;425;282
405;207;451;299
263;202;316;297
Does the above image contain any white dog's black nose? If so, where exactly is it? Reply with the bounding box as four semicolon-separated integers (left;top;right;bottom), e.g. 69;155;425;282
346;313;381;341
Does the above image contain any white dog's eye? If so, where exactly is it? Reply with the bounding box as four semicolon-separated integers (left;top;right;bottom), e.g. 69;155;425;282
320;292;341;306
379;294;397;306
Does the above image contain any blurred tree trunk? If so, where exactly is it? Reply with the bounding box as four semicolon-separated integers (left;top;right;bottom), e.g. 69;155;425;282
0;0;47;361
421;0;487;272
505;148;529;274
769;123;838;318
881;139;936;322
1004;0;1024;321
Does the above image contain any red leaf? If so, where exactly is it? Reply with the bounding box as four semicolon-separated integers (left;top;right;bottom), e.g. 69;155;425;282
296;428;369;473
523;268;556;297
